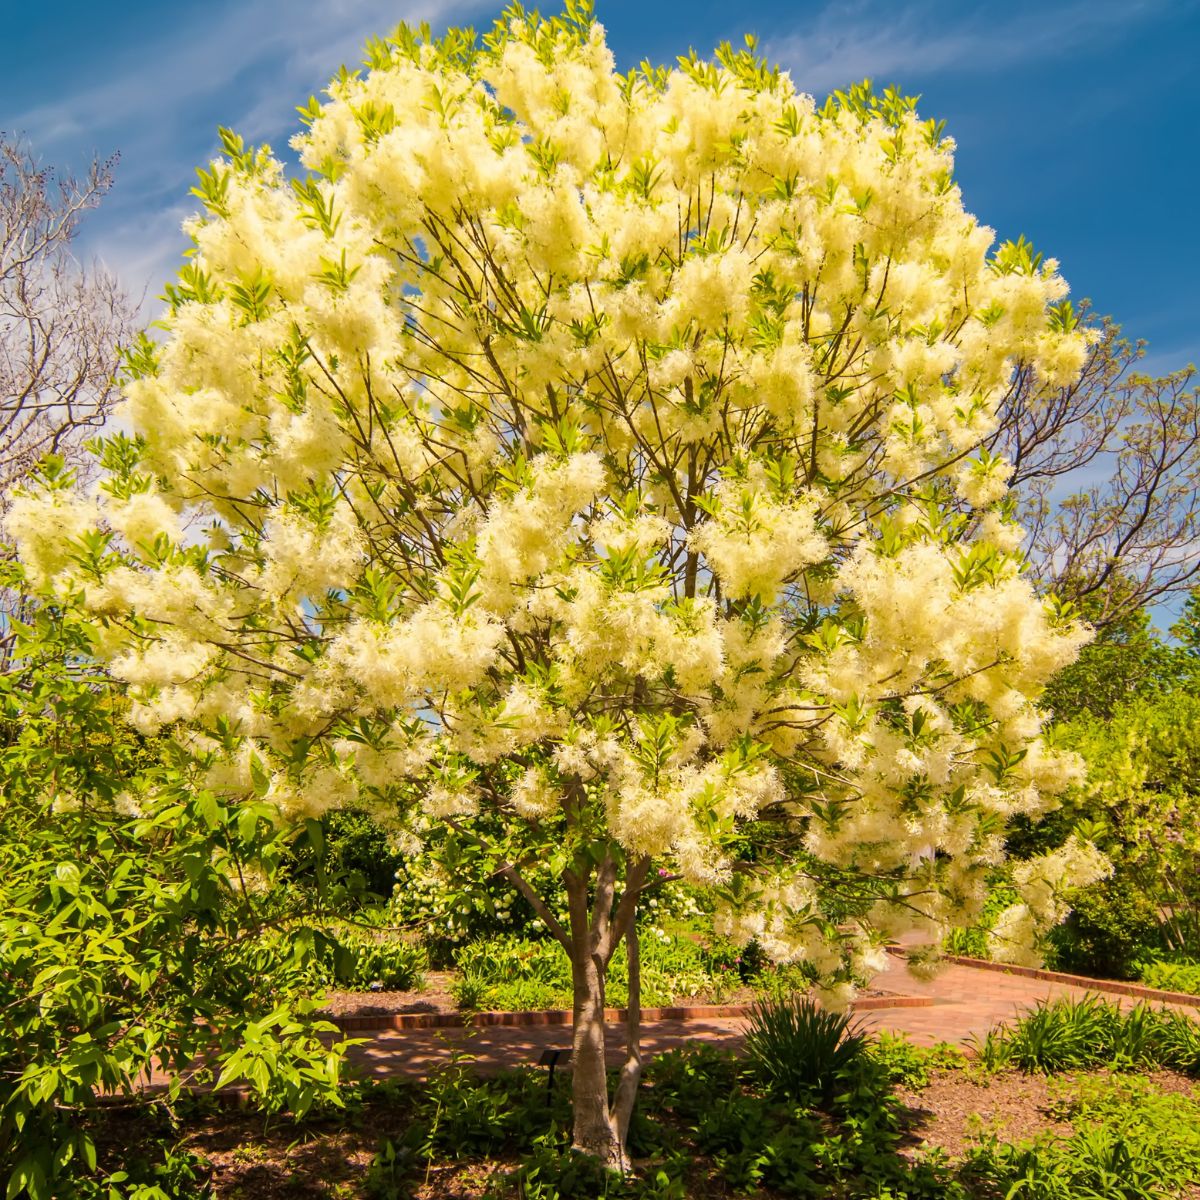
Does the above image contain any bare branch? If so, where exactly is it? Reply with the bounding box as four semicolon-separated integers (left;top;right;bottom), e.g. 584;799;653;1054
0;136;133;496
990;311;1200;626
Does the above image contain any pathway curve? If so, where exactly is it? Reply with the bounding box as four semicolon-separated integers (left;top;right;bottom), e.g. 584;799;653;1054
339;953;1193;1082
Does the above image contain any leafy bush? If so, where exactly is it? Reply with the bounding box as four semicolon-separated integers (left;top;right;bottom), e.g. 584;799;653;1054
644;1041;950;1199
644;1044;744;1122
510;1141;647;1200
389;821;568;961
867;1032;966;1089
284;806;406;901
1056;686;1200;955
943;876;1019;959
313;928;427;991
449;931;754;1012
1045;877;1162;980
452;935;573;1010
743;996;868;1103
0;570;352;1200
407;1064;567;1161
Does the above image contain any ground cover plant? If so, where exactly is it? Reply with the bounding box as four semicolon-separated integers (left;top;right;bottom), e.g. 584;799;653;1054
52;999;1200;1199
1138;958;1200;996
11;0;1113;1169
964;1075;1200;1200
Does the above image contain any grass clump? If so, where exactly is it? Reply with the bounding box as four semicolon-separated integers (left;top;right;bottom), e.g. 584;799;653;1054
973;993;1200;1075
743;995;868;1104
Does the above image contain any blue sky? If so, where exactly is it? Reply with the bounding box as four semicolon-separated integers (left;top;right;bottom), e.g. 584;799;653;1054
3;0;1197;375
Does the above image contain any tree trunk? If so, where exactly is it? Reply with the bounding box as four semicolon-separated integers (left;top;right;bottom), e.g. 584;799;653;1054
566;871;626;1170
563;856;651;1172
610;921;643;1149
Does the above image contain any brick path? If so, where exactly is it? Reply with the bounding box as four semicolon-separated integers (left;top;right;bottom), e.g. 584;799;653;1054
339;952;1196;1082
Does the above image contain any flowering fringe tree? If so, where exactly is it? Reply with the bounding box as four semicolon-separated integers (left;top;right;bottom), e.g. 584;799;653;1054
11;3;1108;1166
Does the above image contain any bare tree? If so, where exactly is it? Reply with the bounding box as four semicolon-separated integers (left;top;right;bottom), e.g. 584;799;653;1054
989;311;1200;628
0;136;133;496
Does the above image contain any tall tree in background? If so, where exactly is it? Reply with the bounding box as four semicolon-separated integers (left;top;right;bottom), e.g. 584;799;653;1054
0;137;132;494
13;5;1110;1167
990;314;1200;629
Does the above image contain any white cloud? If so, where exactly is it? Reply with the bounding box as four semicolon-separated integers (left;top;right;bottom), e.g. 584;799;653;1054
11;0;492;309
764;0;1174;97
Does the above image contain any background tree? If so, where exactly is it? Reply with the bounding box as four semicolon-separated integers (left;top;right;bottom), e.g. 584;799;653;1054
1016;587;1200;978
1050;691;1200;966
988;314;1200;629
0;136;132;493
13;6;1108;1167
1040;591;1185;723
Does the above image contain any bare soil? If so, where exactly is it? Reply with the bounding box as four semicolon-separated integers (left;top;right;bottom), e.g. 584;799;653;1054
319;970;458;1017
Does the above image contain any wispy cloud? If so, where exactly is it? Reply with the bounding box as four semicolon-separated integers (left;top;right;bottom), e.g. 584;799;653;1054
10;0;492;309
14;0;488;156
763;0;1178;97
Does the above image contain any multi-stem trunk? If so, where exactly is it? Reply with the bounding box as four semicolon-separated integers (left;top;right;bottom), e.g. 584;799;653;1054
563;854;650;1172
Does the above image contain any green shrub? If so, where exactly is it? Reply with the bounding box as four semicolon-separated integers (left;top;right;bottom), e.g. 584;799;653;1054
309;927;427;991
1045;876;1162;980
449;931;752;1012
406;1065;570;1162
283;806;406;902
944;876;1020;960
644;1044;744;1122
509;1142;636;1200
449;971;491;1011
364;1138;409;1200
867;1032;966;1089
743;996;868;1103
0;583;352;1200
341;933;428;990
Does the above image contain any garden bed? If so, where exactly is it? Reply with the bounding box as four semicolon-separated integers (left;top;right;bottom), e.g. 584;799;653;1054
83;995;1200;1197
118;1060;1200;1199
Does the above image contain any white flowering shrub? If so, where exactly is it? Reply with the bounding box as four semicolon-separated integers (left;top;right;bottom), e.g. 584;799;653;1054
10;3;1106;1163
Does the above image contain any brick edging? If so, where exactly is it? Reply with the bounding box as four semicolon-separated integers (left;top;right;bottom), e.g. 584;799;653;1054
330;992;934;1033
888;946;1200;1009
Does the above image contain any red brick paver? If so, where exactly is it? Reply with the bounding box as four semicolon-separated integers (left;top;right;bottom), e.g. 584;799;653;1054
335;952;1200;1082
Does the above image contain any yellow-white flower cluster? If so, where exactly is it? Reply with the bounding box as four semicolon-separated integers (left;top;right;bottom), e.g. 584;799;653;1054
8;7;1100;984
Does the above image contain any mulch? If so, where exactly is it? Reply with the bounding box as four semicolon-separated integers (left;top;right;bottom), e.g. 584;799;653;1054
318;970;459;1017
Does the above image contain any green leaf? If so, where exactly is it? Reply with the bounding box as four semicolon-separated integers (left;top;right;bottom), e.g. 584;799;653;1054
54;862;81;893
